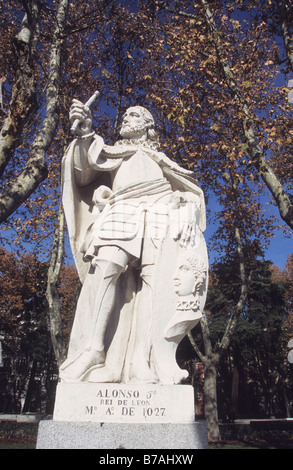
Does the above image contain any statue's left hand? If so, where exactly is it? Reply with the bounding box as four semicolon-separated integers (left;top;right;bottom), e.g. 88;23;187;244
170;191;198;248
179;221;196;248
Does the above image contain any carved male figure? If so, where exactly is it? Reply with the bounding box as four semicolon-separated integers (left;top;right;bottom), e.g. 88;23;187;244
60;100;207;384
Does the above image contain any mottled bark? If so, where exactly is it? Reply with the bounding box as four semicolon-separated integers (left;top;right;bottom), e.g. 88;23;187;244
0;0;41;177
277;0;293;73
0;0;70;223
200;0;293;230
46;206;66;366
188;173;248;442
203;358;219;442
200;314;221;442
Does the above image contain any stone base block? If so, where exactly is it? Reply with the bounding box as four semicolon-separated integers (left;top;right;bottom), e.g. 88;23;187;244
36;420;208;449
53;383;195;423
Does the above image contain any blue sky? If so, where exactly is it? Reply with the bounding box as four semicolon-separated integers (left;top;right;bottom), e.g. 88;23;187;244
265;233;292;269
205;227;292;270
205;195;292;270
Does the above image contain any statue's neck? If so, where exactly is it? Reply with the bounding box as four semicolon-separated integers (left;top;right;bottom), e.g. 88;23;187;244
115;137;158;151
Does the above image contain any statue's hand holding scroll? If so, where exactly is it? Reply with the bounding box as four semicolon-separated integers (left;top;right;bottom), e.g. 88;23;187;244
69;99;93;137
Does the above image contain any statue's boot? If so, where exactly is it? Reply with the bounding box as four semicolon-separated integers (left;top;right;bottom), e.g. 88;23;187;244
60;348;105;382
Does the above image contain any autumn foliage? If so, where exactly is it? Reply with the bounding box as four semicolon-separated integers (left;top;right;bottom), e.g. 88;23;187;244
0;0;292;438
0;247;78;345
0;0;292;255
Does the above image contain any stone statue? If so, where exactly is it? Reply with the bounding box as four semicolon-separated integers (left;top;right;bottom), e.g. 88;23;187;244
60;99;208;384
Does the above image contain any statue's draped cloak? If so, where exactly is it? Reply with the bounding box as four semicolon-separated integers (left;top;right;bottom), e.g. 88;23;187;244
61;136;208;384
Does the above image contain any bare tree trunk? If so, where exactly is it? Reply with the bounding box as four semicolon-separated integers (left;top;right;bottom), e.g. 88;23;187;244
0;0;41;177
203;360;219;442
231;366;239;418
277;0;293;72
188;173;248;442
201;315;221;442
22;359;38;413
0;0;70;223
200;0;293;230
188;317;221;442
46;205;66;366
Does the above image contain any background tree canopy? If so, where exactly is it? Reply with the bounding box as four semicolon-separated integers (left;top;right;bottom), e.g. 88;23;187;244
0;0;292;260
0;0;292;442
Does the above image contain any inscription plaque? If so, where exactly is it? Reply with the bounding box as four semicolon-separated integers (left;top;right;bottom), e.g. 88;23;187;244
53;383;195;423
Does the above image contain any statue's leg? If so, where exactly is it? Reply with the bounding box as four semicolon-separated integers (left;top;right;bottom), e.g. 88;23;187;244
88;256;127;351
129;261;158;383
60;246;129;381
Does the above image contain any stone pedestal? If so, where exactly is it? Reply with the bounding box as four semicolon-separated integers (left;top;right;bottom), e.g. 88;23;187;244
36;383;208;449
36;420;207;449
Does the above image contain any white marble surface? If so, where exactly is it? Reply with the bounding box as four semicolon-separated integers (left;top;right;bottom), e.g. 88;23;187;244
60;103;208;384
53;383;195;424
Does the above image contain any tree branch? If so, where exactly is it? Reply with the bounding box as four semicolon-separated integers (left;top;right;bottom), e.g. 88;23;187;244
200;0;293;230
277;0;293;72
46;204;66;366
0;0;70;223
0;0;41;177
188;330;205;362
218;170;249;355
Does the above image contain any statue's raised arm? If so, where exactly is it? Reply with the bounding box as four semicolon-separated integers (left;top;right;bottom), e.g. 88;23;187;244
70;90;99;135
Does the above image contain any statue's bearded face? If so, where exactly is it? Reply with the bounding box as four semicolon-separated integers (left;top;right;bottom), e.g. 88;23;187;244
120;107;147;139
